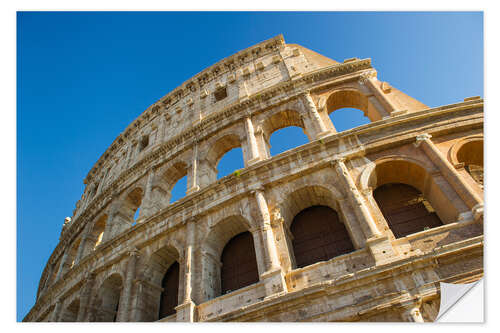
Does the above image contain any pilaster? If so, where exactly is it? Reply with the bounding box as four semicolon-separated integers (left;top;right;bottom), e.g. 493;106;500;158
415;133;483;220
300;91;331;140
116;248;140;321
250;187;287;297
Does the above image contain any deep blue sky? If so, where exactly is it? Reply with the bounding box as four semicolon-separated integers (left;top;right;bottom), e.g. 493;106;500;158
17;12;483;321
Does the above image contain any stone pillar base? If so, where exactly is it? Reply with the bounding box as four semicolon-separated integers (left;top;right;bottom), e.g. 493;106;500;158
316;131;331;140
247;157;262;166
260;268;287;300
472;203;484;224
366;234;400;265
175;300;197;322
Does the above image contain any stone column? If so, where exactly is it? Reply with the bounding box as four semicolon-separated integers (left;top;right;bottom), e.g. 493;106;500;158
186;143;200;195
251;188;287;298
301;91;330;139
77;272;96;322
254;126;270;159
157;114;167;144
138;170;155;220
244;115;261;165
50;299;63;322
102;198;122;243
176;219;197;322
332;159;402;264
54;249;70;281
401;302;425;322
116;249;140;322
415;134;483;217
332;159;381;239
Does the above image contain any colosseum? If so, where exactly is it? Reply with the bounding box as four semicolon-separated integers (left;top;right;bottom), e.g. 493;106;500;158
23;35;484;322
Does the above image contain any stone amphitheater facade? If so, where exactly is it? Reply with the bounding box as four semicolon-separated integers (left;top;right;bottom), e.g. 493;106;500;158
24;35;484;322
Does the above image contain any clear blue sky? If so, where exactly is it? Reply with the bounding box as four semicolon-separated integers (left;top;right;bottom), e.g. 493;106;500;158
17;11;483;321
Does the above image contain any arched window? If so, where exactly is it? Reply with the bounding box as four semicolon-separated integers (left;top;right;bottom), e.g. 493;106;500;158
325;89;382;123
94;274;123;322
269;126;309;156
204;134;243;183
373;183;443;238
260;110;311;157
456;140;483;187
142;245;180;322
170;175;187;203
80;214;107;258
126;188;143;223
68;237;81;269
159;262;180;319
328;107;370;132
220;232;259;295
217;147;244;179
290;205;354;268
159;161;188;204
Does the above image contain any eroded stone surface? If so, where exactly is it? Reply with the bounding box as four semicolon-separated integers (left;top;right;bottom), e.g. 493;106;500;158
25;35;483;323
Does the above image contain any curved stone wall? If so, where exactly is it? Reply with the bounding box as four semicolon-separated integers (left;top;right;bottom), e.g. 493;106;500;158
25;35;484;322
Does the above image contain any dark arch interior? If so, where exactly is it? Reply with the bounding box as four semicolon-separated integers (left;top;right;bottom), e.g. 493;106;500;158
290;205;354;269
159;261;180;319
373;183;443;238
95;275;122;322
220;231;259;295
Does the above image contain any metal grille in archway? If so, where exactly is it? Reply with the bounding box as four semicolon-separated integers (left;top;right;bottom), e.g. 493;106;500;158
221;231;259;295
290;205;354;269
159;261;179;319
374;183;443;238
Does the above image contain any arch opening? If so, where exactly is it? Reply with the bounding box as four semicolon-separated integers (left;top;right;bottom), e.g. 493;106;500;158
216;147;244;179
220;231;259;295
68;237;81;269
328;107;370;132
364;158;461;233
374;183;443;238
456;140;484;187
269;126;309;156
260;110;310;157
290;205;355;268
158;161;188;204
93;274;123;322
326;89;381;122
81;214;107;259
115;187;144;228
201;215;253;301
158;261;180;319
142;244;180;322
170;175;187;203
203;134;243;184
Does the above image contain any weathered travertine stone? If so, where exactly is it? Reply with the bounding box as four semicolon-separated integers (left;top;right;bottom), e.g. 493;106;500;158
24;35;483;323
